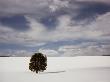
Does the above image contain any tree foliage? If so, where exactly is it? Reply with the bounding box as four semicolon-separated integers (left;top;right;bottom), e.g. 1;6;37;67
29;53;47;73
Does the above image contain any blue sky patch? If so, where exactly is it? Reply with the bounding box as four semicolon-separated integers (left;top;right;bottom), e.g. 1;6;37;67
74;2;110;21
0;15;30;31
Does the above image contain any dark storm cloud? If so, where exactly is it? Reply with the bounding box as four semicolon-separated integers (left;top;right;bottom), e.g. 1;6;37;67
0;15;30;31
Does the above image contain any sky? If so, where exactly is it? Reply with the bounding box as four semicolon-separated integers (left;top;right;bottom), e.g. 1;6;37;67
0;0;110;57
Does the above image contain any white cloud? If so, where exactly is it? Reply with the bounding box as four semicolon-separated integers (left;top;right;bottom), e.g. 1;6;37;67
11;50;33;57
0;49;34;57
0;23;46;47
0;12;110;47
51;14;108;41
0;0;110;56
49;0;69;12
38;49;59;57
0;0;50;15
0;12;110;56
58;43;109;56
87;12;110;40
0;0;71;17
37;42;110;56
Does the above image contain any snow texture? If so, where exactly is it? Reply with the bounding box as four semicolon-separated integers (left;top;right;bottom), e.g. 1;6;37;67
0;56;110;82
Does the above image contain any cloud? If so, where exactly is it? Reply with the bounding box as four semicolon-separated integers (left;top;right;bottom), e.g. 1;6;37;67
10;50;34;57
49;0;69;12
1;0;109;20
0;22;46;47
0;15;30;31
73;2;110;22
0;0;50;15
39;48;59;57
0;12;110;48
0;0;110;56
42;12;110;56
87;12;110;41
77;0;110;3
56;12;110;56
0;49;34;57
0;0;70;17
58;42;110;56
26;15;103;42
0;0;110;33
38;41;110;57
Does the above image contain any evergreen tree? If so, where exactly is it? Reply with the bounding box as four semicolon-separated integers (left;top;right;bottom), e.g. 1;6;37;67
29;53;47;73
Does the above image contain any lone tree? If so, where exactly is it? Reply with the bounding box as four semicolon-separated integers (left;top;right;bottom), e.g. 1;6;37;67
29;53;47;73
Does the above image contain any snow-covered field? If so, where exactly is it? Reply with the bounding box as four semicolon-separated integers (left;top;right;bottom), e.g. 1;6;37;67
0;56;110;82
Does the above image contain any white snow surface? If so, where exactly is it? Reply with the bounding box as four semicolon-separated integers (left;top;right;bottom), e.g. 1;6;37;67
0;56;110;82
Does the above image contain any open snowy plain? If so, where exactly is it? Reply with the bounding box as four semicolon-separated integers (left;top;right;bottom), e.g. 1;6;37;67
0;56;110;82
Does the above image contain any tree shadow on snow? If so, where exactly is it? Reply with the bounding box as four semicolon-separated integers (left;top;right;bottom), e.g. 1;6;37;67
39;70;66;74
